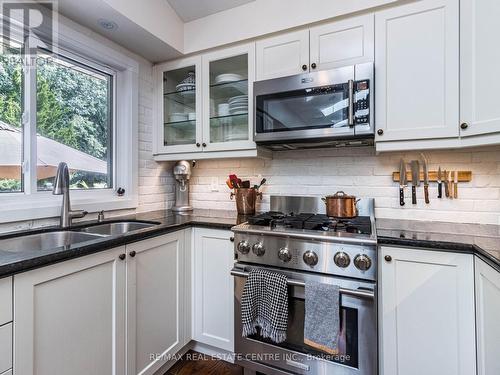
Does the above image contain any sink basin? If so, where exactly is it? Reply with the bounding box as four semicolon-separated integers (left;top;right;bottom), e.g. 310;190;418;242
0;231;104;253
78;221;159;236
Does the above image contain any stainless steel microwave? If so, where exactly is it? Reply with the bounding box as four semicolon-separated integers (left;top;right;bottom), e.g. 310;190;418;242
254;63;374;149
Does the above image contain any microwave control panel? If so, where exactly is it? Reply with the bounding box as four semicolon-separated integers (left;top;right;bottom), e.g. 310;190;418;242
354;80;370;125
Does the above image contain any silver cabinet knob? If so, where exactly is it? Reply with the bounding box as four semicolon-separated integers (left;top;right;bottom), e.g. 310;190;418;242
303;251;318;266
252;242;265;256
334;252;351;268
278;247;292;263
354;254;372;271
237;241;250;254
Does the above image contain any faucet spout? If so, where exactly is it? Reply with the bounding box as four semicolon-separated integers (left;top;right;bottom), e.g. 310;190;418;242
53;162;88;228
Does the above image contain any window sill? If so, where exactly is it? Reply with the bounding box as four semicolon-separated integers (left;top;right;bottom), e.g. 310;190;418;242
0;193;138;224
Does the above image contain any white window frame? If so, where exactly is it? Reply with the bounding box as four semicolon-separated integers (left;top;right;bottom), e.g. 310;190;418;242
0;15;139;223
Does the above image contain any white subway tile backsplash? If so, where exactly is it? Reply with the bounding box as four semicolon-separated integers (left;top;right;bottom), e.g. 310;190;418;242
186;146;500;225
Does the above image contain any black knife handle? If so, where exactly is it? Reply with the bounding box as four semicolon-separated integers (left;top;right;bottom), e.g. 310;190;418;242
424;185;430;204
438;182;443;198
412;186;417;205
399;188;405;206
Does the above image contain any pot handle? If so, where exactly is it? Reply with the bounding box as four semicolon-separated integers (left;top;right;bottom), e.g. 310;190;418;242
334;191;346;197
321;197;327;203
230;192;235;200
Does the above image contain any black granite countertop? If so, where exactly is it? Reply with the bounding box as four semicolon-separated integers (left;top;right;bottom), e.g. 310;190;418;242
376;219;500;271
0;210;244;278
1;211;499;278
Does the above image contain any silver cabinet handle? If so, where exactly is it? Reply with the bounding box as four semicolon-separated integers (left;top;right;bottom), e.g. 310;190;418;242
348;79;354;127
230;268;374;300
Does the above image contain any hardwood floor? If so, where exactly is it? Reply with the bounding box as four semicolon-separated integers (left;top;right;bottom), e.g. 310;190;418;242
165;350;243;375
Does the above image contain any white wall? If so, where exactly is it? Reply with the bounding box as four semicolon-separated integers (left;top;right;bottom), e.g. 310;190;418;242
188;146;500;225
103;0;184;53
183;0;399;53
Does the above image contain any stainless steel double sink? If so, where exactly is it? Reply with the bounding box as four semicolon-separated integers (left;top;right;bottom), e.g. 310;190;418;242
0;221;159;253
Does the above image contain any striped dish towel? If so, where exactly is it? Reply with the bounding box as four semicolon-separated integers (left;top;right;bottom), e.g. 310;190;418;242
241;269;288;343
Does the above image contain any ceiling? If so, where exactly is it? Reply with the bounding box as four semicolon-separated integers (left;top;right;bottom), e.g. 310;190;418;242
167;0;255;22
54;0;182;62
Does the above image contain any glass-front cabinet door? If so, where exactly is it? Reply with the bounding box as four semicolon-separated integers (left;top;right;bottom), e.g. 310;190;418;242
155;56;202;154
202;44;255;151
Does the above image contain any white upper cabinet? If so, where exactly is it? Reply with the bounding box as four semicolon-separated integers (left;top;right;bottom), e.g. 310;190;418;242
460;0;500;137
379;246;476;375
256;30;310;81
153;45;265;160
154;56;203;155
309;14;374;71
256;16;374;81
202;43;256;152
475;257;500;375
375;0;459;143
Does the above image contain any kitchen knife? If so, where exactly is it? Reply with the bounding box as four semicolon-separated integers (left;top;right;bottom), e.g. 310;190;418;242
420;154;430;204
411;160;420;205
437;167;443;198
448;170;453;199
444;170;450;198
399;159;407;206
454;171;458;198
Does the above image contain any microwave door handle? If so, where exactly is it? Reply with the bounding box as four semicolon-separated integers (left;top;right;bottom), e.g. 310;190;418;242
348;79;354;127
230;268;374;300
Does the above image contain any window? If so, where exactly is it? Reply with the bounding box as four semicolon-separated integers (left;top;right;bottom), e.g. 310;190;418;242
0;41;115;193
0;20;138;223
0;39;23;192
36;50;114;191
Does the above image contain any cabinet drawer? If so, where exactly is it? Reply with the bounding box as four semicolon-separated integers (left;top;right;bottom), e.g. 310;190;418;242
0;323;12;374
0;278;12;325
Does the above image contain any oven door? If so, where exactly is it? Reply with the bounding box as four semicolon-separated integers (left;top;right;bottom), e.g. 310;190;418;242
254;66;355;143
232;264;377;375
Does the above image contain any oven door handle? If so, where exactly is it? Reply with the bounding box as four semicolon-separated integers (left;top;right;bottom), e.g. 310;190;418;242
230;269;375;300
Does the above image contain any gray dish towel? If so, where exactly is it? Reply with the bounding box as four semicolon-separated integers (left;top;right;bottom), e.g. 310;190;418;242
304;281;340;354
241;269;288;343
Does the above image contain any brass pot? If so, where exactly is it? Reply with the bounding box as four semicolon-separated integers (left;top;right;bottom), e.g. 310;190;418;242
322;191;359;218
230;188;262;215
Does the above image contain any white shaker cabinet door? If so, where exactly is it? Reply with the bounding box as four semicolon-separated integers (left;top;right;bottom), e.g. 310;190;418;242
256;29;310;81
379;246;476;375
475;257;500;375
193;228;234;352
375;0;459;142
309;14;374;71
14;247;126;375
460;0;500;137
126;231;185;375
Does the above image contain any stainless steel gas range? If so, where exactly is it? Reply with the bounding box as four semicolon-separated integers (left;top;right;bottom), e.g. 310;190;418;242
231;196;377;375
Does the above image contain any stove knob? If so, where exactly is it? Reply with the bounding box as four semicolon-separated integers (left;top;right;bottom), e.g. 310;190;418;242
303;251;318;267
252;242;266;256
278;247;292;263
237;241;250;254
354;254;372;271
334;252;351;268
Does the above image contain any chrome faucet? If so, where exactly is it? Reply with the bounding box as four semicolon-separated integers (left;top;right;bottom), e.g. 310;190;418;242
52;162;88;228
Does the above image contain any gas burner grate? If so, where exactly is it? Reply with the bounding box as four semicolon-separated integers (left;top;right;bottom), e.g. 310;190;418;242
246;212;372;235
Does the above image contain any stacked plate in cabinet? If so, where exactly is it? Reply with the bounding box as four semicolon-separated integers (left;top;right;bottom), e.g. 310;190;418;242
228;95;248;115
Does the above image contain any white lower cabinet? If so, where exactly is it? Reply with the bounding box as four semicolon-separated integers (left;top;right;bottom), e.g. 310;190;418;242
475;258;500;375
126;231;186;375
14;247;127;375
379;246;476;375
0;323;12;374
193;228;234;352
